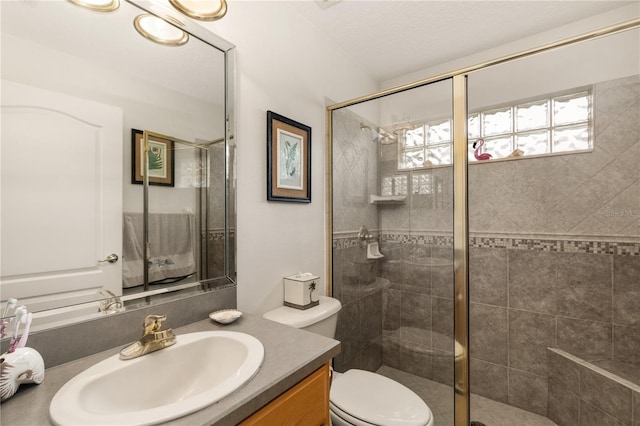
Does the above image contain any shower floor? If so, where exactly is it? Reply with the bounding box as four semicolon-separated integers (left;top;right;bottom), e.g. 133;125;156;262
376;365;558;426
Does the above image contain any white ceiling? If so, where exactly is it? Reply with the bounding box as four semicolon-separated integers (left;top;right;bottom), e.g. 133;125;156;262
1;0;226;104
3;1;635;101
290;0;637;82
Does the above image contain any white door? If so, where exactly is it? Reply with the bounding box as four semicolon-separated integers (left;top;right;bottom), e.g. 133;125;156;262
1;80;123;312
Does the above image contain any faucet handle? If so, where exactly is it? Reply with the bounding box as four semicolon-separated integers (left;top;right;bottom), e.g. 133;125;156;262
143;314;167;335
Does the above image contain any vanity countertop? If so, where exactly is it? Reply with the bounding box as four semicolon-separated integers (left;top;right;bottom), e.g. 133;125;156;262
0;313;341;426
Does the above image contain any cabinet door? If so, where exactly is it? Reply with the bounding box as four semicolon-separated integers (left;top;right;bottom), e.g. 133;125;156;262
240;363;330;426
1;80;123;311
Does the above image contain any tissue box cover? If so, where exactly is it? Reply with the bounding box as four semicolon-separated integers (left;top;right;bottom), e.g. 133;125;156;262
284;273;320;310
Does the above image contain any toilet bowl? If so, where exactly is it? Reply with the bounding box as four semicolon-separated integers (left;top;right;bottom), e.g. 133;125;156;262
263;296;434;426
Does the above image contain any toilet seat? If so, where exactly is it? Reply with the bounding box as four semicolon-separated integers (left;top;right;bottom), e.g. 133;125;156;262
330;370;432;426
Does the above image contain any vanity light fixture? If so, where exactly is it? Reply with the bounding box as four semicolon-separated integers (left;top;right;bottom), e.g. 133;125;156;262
133;14;189;47
67;0;119;12
168;0;227;21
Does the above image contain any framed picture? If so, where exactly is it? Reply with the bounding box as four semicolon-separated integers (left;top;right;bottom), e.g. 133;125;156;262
267;111;311;203
131;129;175;187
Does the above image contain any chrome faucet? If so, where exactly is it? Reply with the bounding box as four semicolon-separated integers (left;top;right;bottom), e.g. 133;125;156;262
358;225;375;242
119;314;177;360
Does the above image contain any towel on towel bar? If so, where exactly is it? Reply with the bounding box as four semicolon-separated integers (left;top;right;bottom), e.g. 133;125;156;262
122;212;196;288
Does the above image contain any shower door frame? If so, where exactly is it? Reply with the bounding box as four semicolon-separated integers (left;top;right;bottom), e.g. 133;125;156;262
325;17;640;426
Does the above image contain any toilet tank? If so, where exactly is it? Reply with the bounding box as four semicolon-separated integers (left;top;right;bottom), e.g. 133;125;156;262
263;296;342;338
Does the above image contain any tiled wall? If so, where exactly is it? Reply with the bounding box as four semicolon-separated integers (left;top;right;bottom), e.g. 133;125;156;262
467;237;640;416
332;234;640;416
332;238;384;372
204;229;232;278
330;107;384;372
468;74;639;237
547;348;640;426
331;108;380;234
375;75;640;237
331;75;639;416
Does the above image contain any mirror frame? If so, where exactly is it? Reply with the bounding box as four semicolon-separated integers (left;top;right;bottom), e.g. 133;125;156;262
0;0;237;332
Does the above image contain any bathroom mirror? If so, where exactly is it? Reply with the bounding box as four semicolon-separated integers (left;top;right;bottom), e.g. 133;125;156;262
0;0;236;331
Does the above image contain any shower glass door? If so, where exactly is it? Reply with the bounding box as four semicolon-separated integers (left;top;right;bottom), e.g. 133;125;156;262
329;19;639;426
329;78;458;425
466;26;640;426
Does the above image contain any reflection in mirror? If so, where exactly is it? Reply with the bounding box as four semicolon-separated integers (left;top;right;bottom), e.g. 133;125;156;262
0;0;235;331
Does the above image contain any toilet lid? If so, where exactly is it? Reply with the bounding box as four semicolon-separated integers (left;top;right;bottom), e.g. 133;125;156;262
330;370;432;426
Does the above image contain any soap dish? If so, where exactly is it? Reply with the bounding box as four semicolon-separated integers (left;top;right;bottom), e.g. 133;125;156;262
209;309;242;324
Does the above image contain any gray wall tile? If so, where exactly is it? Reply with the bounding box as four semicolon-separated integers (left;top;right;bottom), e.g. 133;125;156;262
400;342;433;380
381;258;404;286
331;109;379;234
634;390;640;426
382;334;402;370
355;336;383;372
547;349;581;390
342;248;364;305
508;369;548;416
332;247;345;302
382;288;401;331
614;325;640;365
579;400;625;426
470;358;508;403
548;380;580;426
431;296;453;352
580;365;633;425
401;292;432;346
431;349;454;387
509;250;557;314
556;252;612;322
430;263;454;299
470;247;508;307
430;246;454;299
470;303;508;365
334;301;361;371
509;309;556;376
546;179;617;233
360;291;382;344
613;255;640;327
557;317;612;360
403;262;431;294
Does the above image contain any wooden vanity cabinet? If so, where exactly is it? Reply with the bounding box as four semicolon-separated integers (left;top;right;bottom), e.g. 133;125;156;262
239;362;330;426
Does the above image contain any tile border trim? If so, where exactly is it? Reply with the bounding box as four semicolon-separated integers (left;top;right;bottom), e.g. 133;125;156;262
332;232;640;255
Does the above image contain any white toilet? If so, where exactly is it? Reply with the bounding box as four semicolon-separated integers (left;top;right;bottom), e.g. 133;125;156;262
263;296;434;426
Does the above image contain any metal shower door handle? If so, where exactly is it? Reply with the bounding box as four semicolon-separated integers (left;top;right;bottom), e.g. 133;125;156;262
98;254;119;264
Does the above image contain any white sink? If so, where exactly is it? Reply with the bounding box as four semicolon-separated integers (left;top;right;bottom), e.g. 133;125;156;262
49;331;264;425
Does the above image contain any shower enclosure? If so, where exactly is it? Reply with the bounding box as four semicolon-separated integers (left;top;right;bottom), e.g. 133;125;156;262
328;19;639;426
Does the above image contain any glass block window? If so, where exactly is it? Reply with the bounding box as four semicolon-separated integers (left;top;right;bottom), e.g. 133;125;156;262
427;120;451;144
412;173;433;195
469;90;592;162
397;89;592;170
381;174;407;196
404;127;424;148
398;119;453;169
483;107;512;136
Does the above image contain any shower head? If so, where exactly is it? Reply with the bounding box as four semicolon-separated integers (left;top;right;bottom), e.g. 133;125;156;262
360;123;397;145
360;123;381;141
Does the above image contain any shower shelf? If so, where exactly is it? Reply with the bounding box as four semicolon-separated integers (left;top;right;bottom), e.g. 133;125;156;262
369;195;406;205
